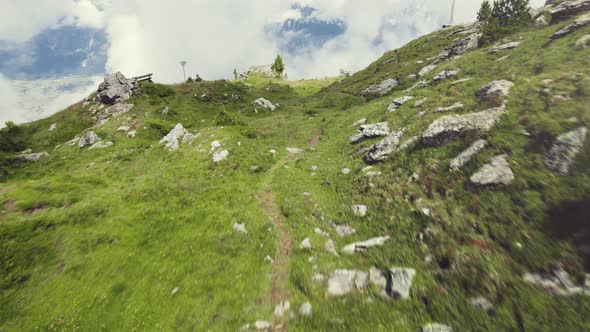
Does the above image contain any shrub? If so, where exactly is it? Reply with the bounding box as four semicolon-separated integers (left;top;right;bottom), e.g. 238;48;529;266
186;77;194;83
271;55;285;78
0;122;28;153
139;82;175;98
479;0;533;45
215;107;239;126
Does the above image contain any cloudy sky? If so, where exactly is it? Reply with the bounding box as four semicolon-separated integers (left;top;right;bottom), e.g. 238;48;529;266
0;0;545;125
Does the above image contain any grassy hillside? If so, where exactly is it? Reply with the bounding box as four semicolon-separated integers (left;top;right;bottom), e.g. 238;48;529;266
1;13;590;331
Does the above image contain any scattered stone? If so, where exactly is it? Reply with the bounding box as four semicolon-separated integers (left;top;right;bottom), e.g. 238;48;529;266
286;147;304;154
309;165;318;171
341;168;351;175
117;126;130;132
470;154;515;186
422;323;454;332
254;320;272;330
524;266;587;296
299;238;312;250
333;224;357;237
407;74;418;80
434;102;464;113
405;80;429;93
252;98;276;111
475;80;514;100
12;152;49;162
264;255;274;264
364;129;405;162
550;0;590;23
450;139;488;171
546;127;587;175
94;103;135;126
171;287;180;295
422;104;506;146
388;268;416;299
535;15;549;26
325;240;339;256
349;122;391;143
552;95;570;103
48;123;57;132
551;13;590;39
351;204;368;217
89;141;114;150
575;34;590;47
312;274;325;282
363;78;400;96
273;300;290;318
387;96;414;113
299;302;312;317
128;131;137;138
342;236;390;254
490;41;521;53
351;118;367;127
213;150;229;162
327;270;367;296
269;149;277;155
414;98;428;107
160;123;196;151
419;63;439;77
94;72;138;105
433;69;460;82
233;223;247;234
79;131;100;148
470;296;494;312
314;227;329;237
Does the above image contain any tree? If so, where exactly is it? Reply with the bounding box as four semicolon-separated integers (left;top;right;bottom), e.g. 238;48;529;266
477;1;492;22
271;55;285;77
480;0;532;45
233;68;238;80
195;74;203;82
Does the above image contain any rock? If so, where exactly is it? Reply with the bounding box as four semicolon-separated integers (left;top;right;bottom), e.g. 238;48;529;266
333;224;356;237
551;13;590;39
387;268;416;299
451;78;473;85
252;98;276;111
433;69;460;82
79;131;100;148
351;118;367;127
351;204;368;217
495;55;510;62
311;274;325;282
545;127;587;175
12;152;49;162
419;63;439;77
524;266;587;296
434;102;464;113
422;323;454;332
94;103;134;126
273;300;290;317
535;15;549;26
490;41;521;53
422;104;506;146
387;96;414;113
239;65;276;79
286;147;304;154
475;80;514;100
299;238;312;250
342;236;390;254
364;129;405;162
550;0;590;23
161;106;169;115
435;33;480;64
369;267;387;289
576;34;590;47
349;122;391;143
327;270;367;296
128;131;137;138
254;320;272;330
160;123;196;151
341;168;351;174
470;296;494;312
88;141;114;150
212;150;229;162
405;80;429;93
171;287;179;295
407;74;418;80
48;123;57;132
450;139;488;171
470;155;515;186
233;223;247;234
325;240;338;256
94;72;138;105
118;126;130;132
309;166;318;171
398;136;419;152
414;98;428;107
314;227;329;237
299;302;312;317
268;149;277;155
363;78;400;96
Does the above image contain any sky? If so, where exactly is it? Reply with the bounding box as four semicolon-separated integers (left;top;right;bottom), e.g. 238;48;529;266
0;0;546;126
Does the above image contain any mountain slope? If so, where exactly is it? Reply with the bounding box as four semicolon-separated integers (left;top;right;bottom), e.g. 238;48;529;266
1;9;590;332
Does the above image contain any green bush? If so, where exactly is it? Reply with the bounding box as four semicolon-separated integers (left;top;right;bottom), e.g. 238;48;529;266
139;82;175;98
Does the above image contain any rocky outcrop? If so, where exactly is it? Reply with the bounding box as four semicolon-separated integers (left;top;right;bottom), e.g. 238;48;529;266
327;270;368;296
433;69;459;82
475;80;514;100
490;41;521;53
349;122;390;143
252;98;276;111
470;155;515;186
450;139;488;171
79;131;100;148
551;13;590;39
363;78;399;96
94;103;134;126
94;72;138;105
387;96;414;112
159;123;197;151
342;236;390;254
422;104;506;146
550;0;590;23
545;127;587;175
239;65;275;79
12;152;49;162
364;129;405;162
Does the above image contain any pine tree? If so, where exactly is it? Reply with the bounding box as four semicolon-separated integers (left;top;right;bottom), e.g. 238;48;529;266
480;0;532;45
477;1;492;22
271;55;285;77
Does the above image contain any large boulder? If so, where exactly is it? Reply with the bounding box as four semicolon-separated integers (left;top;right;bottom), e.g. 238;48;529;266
364;129;405;163
363;78;400;96
327;270;368;296
545;127;587;175
551;13;590;39
470;154;515;186
94;72;138;105
252;98;276;111
422;104;506;146
550;0;590;23
349;122;390;143
475;80;514;100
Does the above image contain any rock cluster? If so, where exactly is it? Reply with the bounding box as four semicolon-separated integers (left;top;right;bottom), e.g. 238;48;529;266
545;127;587;175
364;129;405;162
327;269;369;296
94;72;139;105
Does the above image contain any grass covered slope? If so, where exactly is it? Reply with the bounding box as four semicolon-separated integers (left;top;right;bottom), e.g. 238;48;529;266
1;13;590;331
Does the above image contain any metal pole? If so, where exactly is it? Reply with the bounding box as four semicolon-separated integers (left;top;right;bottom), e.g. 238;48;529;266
180;61;187;81
450;0;456;25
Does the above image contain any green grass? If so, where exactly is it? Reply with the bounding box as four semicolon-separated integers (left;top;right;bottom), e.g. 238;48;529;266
1;17;590;331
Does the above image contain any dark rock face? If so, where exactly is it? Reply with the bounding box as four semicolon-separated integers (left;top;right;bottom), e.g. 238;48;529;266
94;72;139;105
550;0;590;23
